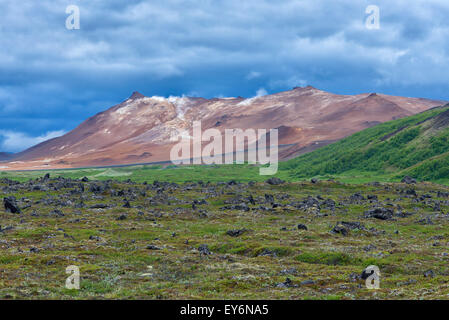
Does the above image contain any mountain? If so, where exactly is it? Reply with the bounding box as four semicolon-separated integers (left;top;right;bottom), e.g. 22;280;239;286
283;104;449;183
1;86;446;170
0;152;15;161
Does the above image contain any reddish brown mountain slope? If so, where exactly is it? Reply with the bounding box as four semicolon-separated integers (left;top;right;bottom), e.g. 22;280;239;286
2;86;445;170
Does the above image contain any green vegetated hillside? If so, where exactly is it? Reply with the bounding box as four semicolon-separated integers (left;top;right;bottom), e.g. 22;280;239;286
284;104;449;184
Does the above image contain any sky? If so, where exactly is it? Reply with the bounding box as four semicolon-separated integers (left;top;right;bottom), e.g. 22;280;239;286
1;0;449;152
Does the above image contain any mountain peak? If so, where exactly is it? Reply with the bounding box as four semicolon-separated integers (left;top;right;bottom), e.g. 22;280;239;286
293;85;316;91
129;91;145;100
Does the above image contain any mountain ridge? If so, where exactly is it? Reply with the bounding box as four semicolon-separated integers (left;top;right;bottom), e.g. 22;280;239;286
1;86;446;170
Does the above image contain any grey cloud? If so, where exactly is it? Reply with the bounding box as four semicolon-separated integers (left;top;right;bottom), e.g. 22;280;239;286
0;0;448;152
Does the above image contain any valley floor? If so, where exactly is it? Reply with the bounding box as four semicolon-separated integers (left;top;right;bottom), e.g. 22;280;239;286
1;176;449;299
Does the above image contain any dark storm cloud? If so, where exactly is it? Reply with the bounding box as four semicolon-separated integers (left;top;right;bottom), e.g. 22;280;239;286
0;0;448;151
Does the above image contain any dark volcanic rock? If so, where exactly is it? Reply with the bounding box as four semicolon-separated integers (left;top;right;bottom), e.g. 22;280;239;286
437;191;449;198
363;244;377;252
4;197;21;213
49;210;64;217
321;198;336;210
264;194;275;204
331;221;365;236
349;272;361;282
423;270;435;278
146;245;162;250
265;177;285;185
331;223;349;236
276;277;297;288
404;188;417;196
198;244;212;255
257;248;277;257
221;204;250;212
340;221;366;230
364;207;393;220
401;176;417;184
226;229;246;237
394;211;414;218
90;203;109;209
350;193;365;202
418;217;434;225
89;184;104;193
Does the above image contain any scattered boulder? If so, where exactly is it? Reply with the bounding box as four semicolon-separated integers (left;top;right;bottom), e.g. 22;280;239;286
350;193;365;202
297;224;308;231
332;221;365;236
42;173;50;181
404;189;417;196
394;211;414;218
265;177;285;185
89;235;102;241
89;184;104;193
331;223;349;236
257;248;277;257
123;200;131;208
364;207;393;220
90;203;109;209
4;197;21;213
401;176;417;184
418;217;434;225
423;270;435;278
49;209;64;217
226;229;246;237
340;221;366;230
363;244;377;252
437;191;449;198
276;277;297;288
221;204;250;212
146;245;162;250
264;194;275;204
349;272;361;282
198;244;212;255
